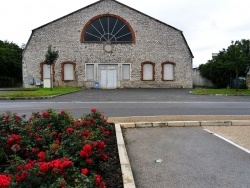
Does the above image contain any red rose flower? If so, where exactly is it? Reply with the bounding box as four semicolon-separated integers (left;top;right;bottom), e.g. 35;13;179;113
14;115;20;121
81;168;88;175
66;127;74;133
100;181;106;188
38;151;46;161
16;171;29;182
24;163;33;170
86;158;93;164
104;131;110;136
61;158;73;168
56;139;60;144
32;148;39;153
83;144;92;152
83;130;90;136
91;108;96;113
42;111;50;117
98;141;105;149
80;150;88;158
39;162;49;173
95;174;102;184
92;141;98;147
51;131;57;137
91;117;96;124
58;133;63;138
11;134;20;141
36;137;41;142
101;154;109;161
0;174;12;188
6;138;14;145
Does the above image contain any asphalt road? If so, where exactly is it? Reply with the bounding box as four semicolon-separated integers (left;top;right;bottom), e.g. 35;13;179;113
124;127;250;188
0;89;250;118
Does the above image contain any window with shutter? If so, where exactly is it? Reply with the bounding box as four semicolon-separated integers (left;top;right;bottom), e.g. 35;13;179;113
86;64;94;81
61;62;76;81
122;64;131;80
162;62;175;81
141;62;155;81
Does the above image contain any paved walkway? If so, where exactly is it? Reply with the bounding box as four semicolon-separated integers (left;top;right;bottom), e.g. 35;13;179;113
123;127;250;188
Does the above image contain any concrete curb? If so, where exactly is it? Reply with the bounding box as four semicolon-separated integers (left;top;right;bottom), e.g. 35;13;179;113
119;120;250;128
115;124;136;188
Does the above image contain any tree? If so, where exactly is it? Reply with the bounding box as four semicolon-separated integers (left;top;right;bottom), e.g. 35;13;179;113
44;45;59;90
199;39;250;89
0;40;24;86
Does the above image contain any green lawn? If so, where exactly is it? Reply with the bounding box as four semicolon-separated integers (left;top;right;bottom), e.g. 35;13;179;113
0;87;82;98
192;88;250;95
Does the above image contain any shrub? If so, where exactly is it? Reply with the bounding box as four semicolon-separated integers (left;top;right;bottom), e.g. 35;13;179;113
0;109;111;188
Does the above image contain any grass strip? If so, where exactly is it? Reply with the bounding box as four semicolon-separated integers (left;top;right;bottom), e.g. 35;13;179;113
0;87;82;98
192;88;250;95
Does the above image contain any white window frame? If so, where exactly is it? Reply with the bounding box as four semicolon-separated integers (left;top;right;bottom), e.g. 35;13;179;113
85;64;95;81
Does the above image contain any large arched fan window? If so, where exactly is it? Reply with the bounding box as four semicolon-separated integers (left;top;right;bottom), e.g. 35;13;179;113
81;14;135;43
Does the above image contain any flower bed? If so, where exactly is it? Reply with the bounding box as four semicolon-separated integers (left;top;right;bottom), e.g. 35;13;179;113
0;109;122;188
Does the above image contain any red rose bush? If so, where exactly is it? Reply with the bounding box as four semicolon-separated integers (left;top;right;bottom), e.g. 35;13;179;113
0;109;112;188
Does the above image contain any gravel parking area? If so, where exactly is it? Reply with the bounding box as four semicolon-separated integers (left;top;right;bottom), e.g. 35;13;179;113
203;126;250;151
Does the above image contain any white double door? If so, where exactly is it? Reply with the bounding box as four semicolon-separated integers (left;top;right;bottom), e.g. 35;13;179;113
98;65;118;89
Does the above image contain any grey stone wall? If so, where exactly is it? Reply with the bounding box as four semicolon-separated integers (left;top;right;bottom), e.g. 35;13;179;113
23;0;193;88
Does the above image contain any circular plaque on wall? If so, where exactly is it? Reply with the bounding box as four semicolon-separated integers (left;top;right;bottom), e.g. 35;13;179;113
103;43;112;53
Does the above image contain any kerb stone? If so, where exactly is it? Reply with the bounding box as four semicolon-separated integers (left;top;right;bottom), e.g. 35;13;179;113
168;121;185;127
152;122;168;127
200;121;232;126
135;122;152;128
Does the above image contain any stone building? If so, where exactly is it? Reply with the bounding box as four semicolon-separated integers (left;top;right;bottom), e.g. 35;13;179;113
22;0;194;89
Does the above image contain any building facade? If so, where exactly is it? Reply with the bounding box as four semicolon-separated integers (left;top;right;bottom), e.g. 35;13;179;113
22;0;194;89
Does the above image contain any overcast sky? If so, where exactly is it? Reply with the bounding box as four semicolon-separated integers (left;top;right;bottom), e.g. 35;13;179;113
1;0;249;67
